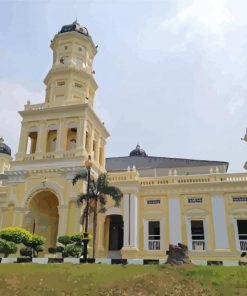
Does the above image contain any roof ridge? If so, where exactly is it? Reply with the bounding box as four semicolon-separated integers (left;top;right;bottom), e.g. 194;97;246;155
106;155;228;164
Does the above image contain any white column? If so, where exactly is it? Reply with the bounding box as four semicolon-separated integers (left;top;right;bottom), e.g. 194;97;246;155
144;219;148;250
56;120;65;152
185;217;192;250
123;194;130;247
233;218;240;251
36;121;46;153
204;217;210;251
168;197;182;245
76;118;85;151
130;194;138;248
57;205;69;237
211;194;229;249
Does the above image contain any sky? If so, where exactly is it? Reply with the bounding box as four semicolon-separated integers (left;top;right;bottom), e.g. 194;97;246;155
0;0;246;172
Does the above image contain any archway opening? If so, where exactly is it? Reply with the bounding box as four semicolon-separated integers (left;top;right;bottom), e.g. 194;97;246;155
23;191;59;249
108;215;123;251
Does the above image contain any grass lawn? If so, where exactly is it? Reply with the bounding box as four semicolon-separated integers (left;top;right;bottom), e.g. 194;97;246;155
0;264;246;295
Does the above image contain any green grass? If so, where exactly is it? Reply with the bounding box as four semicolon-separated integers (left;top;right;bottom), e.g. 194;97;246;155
0;264;246;295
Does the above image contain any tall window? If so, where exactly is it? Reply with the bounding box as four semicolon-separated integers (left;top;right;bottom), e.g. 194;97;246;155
46;130;57;152
191;220;205;251
148;221;160;250
26;132;38;154
237;220;247;251
66;128;77;150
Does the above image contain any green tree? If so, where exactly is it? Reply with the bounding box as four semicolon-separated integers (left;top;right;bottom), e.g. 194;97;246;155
62;244;83;258
57;235;72;247
23;234;45;258
20;247;32;258
72;170;123;258
0;227;32;244
0;239;17;258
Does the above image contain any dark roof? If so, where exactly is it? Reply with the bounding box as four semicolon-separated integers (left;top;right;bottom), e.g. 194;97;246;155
106;155;229;172
0;137;11;156
59;20;89;36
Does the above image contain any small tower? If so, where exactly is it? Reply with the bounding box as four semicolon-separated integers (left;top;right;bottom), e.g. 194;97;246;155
0;137;12;174
44;20;97;108
15;20;109;174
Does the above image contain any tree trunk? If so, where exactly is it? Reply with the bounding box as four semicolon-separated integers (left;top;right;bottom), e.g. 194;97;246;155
92;198;98;259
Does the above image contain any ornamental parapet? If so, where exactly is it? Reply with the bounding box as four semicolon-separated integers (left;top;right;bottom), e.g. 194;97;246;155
108;171;247;186
141;172;247;186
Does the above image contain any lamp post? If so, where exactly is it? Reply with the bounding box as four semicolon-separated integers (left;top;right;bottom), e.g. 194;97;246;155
82;155;92;261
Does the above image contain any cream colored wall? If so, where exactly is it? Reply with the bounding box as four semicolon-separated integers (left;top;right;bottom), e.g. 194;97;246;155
106;170;247;261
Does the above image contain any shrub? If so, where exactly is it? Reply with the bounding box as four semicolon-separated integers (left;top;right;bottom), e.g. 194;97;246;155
71;234;84;245
23;234;45;258
0;227;32;244
56;246;64;253
62;244;83;258
0;239;17;258
20;247;32;258
48;247;56;254
57;235;72;247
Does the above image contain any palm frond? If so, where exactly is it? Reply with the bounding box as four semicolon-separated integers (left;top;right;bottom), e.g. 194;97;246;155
76;194;87;207
102;186;123;207
72;169;88;186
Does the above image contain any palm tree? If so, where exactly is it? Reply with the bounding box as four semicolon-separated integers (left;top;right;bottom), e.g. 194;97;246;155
72;169;123;258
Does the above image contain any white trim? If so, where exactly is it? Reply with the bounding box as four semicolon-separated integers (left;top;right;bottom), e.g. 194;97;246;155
168;197;182;245
130;194;138;248
211;194;229;249
64;258;80;264
185;217;192;250
95;258;111;264
32;258;49;264
123;195;130;247
144;219;148;250
105;206;122;216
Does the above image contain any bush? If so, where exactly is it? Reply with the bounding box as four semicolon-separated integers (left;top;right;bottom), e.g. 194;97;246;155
0;239;17;258
56;246;64;253
57;235;72;247
48;247;56;254
20;247;32;257
71;234;84;245
0;227;32;244
62;244;83;258
23;234;45;258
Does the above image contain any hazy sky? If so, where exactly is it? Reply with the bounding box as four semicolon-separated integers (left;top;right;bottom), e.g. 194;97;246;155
0;0;246;172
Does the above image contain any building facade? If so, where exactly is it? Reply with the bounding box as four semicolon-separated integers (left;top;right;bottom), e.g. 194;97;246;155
0;21;247;264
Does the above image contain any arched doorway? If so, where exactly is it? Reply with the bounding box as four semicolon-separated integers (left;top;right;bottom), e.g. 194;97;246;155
23;191;59;249
107;215;123;258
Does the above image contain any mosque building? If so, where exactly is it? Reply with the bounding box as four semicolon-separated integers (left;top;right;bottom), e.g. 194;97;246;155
0;21;247;265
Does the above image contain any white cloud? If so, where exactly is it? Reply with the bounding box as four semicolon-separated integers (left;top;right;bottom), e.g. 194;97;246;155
0;81;44;157
161;0;233;33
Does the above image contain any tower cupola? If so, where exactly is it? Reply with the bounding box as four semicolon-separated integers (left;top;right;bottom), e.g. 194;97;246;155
0;137;11;156
44;20;98;108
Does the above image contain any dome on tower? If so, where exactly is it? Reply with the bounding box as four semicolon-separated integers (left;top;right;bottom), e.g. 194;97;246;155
129;144;147;157
0;137;11;156
59;20;89;36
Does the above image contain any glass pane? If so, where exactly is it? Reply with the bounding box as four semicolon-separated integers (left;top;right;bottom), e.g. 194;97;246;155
191;220;204;235
149;221;160;236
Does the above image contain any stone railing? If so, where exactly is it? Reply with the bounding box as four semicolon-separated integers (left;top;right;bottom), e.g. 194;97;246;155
20;151;77;161
140;172;247;186
24;100;86;111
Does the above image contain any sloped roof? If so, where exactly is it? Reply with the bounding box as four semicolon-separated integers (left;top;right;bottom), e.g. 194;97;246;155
106;155;229;172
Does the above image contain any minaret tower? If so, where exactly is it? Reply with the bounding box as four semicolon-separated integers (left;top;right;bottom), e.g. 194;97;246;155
15;20;109;173
1;21;109;245
44;21;97;108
